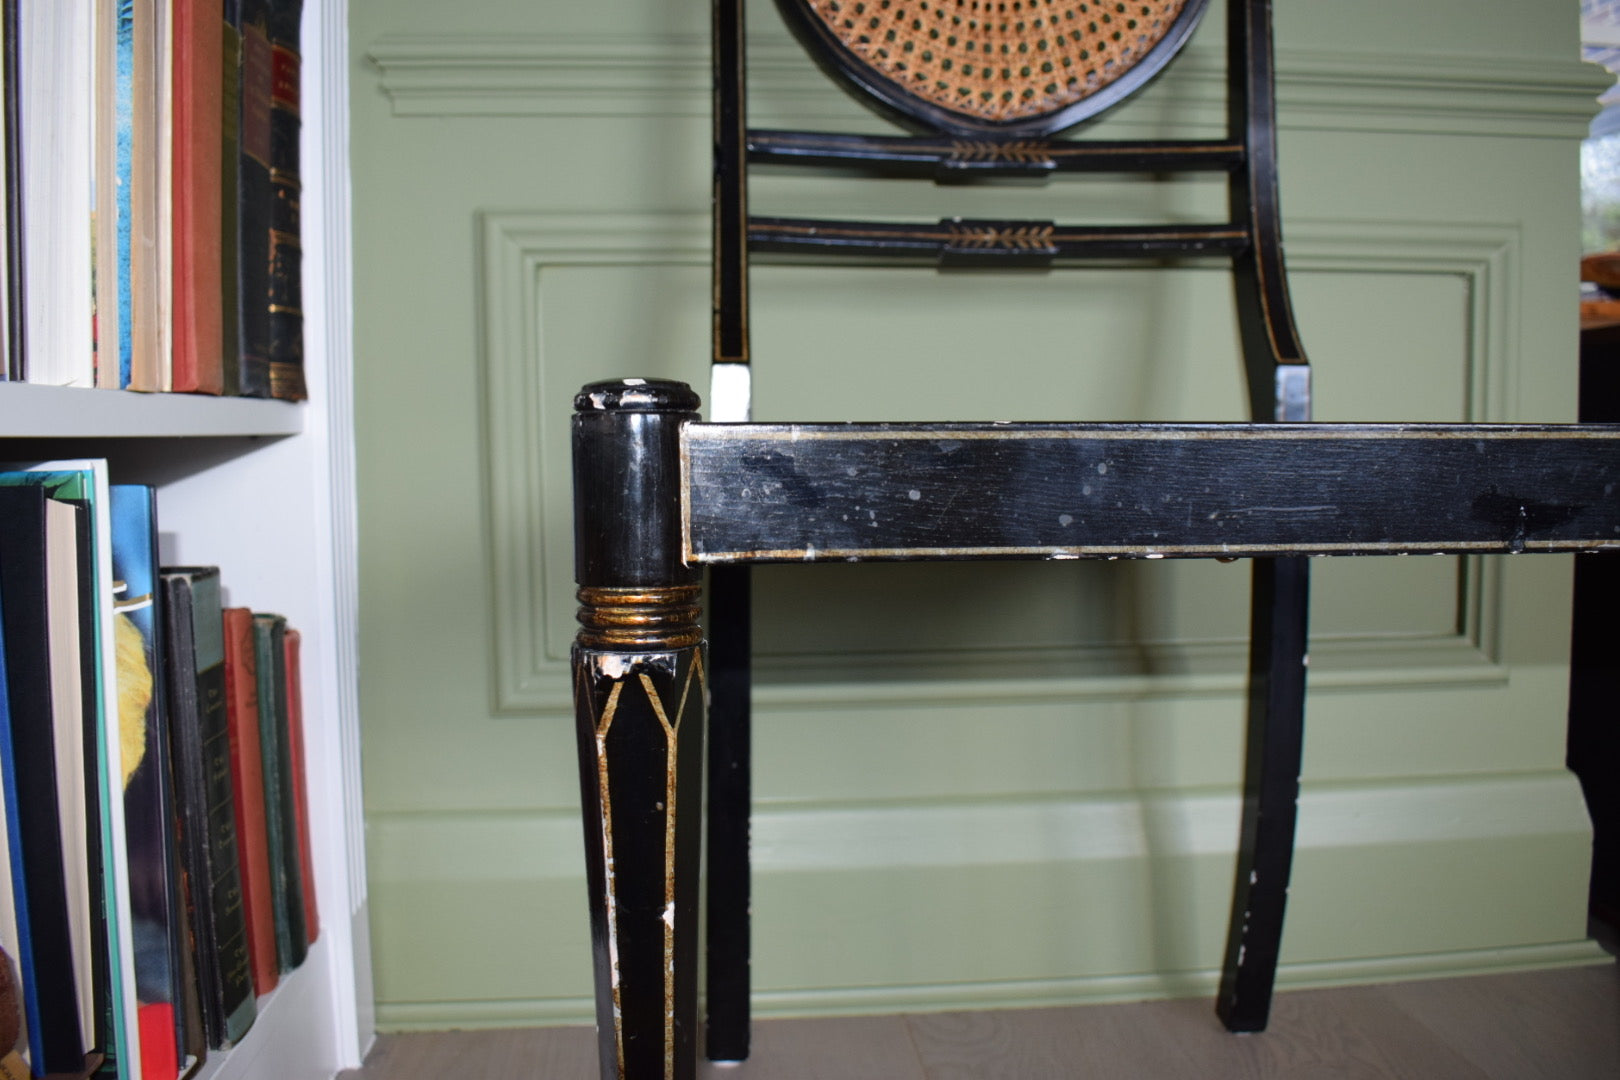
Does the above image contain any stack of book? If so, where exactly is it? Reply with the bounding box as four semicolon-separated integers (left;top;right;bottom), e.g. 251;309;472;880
0;0;305;400
0;462;319;1080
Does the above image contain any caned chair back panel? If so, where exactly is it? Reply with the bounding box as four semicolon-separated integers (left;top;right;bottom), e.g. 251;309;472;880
775;0;1211;135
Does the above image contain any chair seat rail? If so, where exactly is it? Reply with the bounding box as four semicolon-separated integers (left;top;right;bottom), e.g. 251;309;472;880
682;421;1620;562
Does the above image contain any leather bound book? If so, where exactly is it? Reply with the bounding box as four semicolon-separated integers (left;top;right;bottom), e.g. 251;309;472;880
161;569;255;1048
221;607;277;996
283;628;317;946
264;0;305;401
171;0;226;394
250;613;303;971
235;0;273;397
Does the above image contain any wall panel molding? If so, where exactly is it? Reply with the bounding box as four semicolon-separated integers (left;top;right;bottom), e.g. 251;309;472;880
369;33;1605;137
375;940;1610;1030
367;773;1602;1029
481;212;1519;713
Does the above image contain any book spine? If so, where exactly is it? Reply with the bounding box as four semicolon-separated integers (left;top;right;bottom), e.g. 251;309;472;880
218;0;242;396
249;615;290;972
220;607;277;997
114;1;135;387
283;628;316;946
2;0;24;381
181;572;254;1046
234;0;271;398
258;616;304;968
169;0;224;394
110;484;186;1080
160;575;225;1050
264;0;303;401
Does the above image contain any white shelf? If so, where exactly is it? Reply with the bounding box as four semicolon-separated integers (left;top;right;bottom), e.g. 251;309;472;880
0;3;370;1077
0;384;303;438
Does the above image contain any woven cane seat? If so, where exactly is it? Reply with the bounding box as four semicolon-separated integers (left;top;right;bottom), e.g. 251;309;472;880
779;0;1208;135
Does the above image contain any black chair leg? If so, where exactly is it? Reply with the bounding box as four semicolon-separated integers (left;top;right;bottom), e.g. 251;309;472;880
1216;555;1309;1032
705;564;752;1061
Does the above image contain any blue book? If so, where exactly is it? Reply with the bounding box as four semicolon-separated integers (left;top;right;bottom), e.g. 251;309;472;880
114;0;135;386
111;484;188;1077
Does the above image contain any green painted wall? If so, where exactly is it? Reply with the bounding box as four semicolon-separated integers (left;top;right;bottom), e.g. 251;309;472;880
350;0;1612;1030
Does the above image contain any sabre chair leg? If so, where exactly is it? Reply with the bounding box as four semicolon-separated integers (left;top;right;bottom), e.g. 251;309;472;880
705;564;753;1062
1217;555;1309;1033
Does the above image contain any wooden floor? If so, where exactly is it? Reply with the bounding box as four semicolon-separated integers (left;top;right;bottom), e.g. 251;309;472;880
345;963;1620;1079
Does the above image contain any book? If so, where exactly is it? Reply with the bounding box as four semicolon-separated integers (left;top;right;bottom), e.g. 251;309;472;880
17;0;97;388
107;0;137;389
0;944;24;1079
0;485;87;1074
220;606;276;996
218;0;242;396
234;0;271;398
93;0;125;389
263;0;303;401
169;0;223;395
110;485;186;1080
128;0;164;393
160;568;254;1049
251;614;303;972
62;475;112;1074
1;461;143;1080
0;647;19;1053
41;496;95;1060
282;627;316;948
1;0;20;382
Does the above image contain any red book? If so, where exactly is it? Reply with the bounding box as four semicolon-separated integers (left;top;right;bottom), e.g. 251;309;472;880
171;0;225;393
283;628;318;946
222;608;278;995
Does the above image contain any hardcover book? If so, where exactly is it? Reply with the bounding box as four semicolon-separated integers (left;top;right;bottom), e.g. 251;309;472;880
161;568;254;1048
263;0;304;401
0;462;145;1080
221;607;276;996
283;628;316;947
110;485;186;1080
169;0;225;395
219;0;243;396
251;613;303;971
17;0;96;389
1;0;21;381
234;0;272;398
128;0;166;393
0;485;87;1074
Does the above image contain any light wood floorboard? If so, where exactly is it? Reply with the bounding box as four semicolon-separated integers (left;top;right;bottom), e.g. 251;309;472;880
344;963;1620;1079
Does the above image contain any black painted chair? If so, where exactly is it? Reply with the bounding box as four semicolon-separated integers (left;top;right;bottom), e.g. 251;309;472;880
711;0;1304;1058
567;3;1620;1078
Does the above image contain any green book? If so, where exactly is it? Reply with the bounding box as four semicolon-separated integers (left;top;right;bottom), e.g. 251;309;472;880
251;614;305;971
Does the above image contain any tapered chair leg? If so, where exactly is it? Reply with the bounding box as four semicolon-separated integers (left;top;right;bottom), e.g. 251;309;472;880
705;564;752;1061
572;380;706;1080
1217;555;1309;1032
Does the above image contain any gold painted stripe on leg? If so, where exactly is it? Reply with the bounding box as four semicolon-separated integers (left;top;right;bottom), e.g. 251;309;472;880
639;672;680;1080
637;654;705;1080
589;675;627;1079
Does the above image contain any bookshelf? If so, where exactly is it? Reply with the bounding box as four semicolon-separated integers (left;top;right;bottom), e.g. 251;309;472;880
0;2;371;1079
